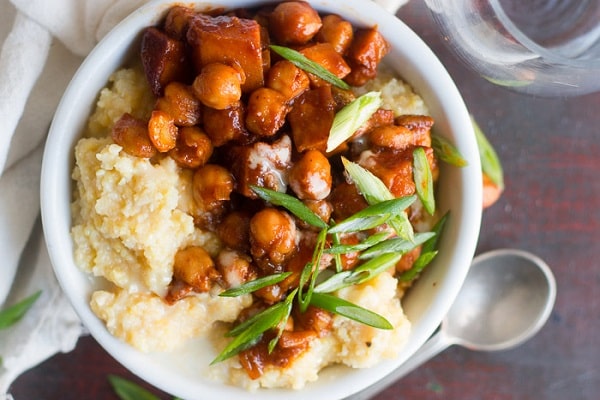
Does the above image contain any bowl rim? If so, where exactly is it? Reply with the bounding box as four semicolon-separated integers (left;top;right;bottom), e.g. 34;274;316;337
40;0;482;399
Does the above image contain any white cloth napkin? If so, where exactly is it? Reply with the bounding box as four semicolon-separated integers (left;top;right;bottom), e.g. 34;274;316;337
0;0;409;397
0;0;147;397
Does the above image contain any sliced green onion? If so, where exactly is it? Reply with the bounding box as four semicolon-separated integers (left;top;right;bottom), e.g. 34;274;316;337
325;231;390;254
413;147;435;215
310;292;393;329
298;229;328;312
251;185;328;229
342;158;415;242
108;375;159;400
360;232;436;259
329;196;416;234
316;253;402;293
213;300;290;364
270;45;350;90
331;230;344;273
431;134;468;167
399;250;438;282
268;288;297;353
328;214;390;234
219;272;292;297
327;92;382;152
341;157;394;204
399;212;449;281
422;212;449;254
0;290;41;330
472;116;504;189
483;76;533;87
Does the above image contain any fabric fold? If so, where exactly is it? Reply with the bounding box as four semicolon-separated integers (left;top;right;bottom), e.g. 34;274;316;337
0;12;50;175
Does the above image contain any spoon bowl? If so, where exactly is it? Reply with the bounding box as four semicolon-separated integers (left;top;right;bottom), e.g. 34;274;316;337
446;248;556;350
350;248;556;399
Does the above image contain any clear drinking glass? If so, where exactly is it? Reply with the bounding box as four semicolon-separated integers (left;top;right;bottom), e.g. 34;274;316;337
424;0;600;96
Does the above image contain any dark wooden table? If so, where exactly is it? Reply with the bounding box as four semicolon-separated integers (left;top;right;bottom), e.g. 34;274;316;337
10;1;600;399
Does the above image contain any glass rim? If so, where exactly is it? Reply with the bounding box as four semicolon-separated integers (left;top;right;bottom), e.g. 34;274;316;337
489;0;600;68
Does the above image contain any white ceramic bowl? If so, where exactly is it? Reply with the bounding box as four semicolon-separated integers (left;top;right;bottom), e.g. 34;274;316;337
40;1;482;399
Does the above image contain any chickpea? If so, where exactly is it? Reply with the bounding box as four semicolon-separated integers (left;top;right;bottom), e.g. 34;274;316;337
216;211;252;251
173;246;221;292
165;280;194;304
148;110;178;152
269;1;322;45
254;283;285;304
216;249;257;288
245;87;290;137
302;199;333;225
192;164;234;208
266;60;310;102
250;208;297;270
316;14;353;54
155;81;202;126
203;102;248;147
111;113;157;158
169;126;213;169
192;62;244;110
289;150;332;200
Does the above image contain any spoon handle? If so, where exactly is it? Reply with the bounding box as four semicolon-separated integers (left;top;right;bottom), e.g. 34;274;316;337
348;332;451;399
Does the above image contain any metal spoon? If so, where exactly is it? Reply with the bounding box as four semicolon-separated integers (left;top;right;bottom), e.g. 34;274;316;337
350;248;557;399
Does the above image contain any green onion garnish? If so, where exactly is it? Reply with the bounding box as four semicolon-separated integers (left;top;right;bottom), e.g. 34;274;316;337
327;92;382;152
472;117;504;189
413;147;435;215
0;290;41;330
431;134;468;167
270;45;350;90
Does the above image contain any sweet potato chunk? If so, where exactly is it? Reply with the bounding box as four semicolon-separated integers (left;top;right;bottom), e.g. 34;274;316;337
300;43;351;83
164;5;196;40
345;27;390;86
352;108;395;139
359;149;414;197
329;182;368;221
288;86;336;153
370;115;433;150
141;27;190;97
395;114;434;130
358;146;437;197
111;113;157;158
187;14;264;93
